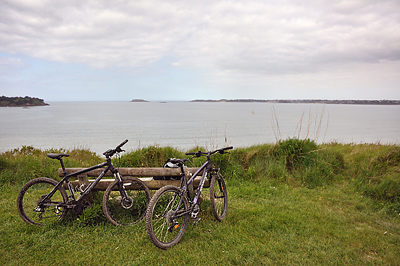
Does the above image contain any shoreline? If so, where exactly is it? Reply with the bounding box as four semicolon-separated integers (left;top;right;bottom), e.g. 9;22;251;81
190;99;400;105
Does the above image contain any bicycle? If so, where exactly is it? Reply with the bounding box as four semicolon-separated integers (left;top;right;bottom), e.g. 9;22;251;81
17;140;151;226
145;146;233;249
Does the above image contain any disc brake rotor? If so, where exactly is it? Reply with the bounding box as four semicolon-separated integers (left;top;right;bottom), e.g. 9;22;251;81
121;196;133;209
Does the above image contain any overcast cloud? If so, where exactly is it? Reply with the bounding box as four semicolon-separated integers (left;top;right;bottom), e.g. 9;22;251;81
0;0;399;101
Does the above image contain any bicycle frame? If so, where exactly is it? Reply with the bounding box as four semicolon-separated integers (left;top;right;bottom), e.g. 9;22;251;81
145;145;232;249
39;157;123;207
183;160;212;203
173;156;217;219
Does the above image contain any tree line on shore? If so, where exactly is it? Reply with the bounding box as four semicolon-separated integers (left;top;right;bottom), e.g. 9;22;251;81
0;96;48;107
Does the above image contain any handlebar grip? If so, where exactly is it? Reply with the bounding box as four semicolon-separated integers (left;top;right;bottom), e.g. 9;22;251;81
116;139;128;150
218;146;233;154
186;151;203;157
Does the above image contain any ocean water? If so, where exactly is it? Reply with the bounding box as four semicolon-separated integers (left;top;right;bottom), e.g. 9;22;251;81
0;101;399;154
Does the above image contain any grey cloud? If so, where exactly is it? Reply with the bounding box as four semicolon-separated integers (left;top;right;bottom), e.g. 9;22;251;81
1;0;399;80
177;0;400;75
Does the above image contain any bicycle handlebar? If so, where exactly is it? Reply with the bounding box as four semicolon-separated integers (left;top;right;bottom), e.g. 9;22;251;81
186;146;233;157
115;139;128;151
103;139;128;157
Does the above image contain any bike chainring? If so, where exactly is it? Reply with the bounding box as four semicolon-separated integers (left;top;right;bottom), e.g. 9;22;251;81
67;199;91;216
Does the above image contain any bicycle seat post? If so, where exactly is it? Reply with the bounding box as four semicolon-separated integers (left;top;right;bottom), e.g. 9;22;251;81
58;158;67;175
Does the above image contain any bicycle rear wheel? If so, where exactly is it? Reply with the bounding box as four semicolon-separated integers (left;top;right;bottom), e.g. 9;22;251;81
146;185;189;249
17;177;68;225
210;173;228;221
103;176;151;226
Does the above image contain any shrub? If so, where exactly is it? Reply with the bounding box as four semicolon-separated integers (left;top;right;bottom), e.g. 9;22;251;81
272;138;318;171
269;139;345;188
119;146;185;167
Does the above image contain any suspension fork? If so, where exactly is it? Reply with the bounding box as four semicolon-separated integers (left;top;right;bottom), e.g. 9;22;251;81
114;171;130;199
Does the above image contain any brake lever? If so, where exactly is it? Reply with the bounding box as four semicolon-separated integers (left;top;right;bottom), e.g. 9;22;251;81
116;148;125;153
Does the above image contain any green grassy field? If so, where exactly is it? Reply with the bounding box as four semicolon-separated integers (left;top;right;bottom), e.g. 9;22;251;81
1;141;399;265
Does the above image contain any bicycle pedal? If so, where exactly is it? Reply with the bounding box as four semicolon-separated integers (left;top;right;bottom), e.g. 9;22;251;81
191;217;201;226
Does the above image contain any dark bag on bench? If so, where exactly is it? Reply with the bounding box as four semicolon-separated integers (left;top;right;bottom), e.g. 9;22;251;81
153;159;181;180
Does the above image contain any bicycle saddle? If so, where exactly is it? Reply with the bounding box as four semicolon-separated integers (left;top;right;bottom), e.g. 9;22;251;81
47;153;70;160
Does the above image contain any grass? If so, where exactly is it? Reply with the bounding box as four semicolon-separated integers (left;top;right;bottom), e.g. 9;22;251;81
0;141;399;265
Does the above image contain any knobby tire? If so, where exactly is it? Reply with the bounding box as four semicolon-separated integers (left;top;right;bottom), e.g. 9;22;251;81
17;177;68;225
209;173;228;221
145;185;189;249
103;176;151;226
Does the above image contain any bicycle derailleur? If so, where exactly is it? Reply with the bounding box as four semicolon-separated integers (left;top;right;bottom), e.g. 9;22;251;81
191;204;201;225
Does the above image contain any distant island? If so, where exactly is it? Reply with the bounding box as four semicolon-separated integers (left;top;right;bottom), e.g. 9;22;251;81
191;99;400;105
0;96;49;107
131;99;149;102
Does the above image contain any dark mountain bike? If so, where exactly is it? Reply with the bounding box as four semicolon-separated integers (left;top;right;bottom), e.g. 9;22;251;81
17;140;151;226
145;146;232;249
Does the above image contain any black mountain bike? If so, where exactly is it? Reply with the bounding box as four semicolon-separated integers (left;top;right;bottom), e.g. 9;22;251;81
17;140;151;226
145;146;232;249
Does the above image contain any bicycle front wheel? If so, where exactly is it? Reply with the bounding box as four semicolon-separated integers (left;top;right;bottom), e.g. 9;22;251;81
210;173;228;221
103;177;151;226
146;185;189;249
17;177;68;225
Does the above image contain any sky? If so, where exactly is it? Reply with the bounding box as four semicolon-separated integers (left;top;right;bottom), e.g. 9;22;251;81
0;0;399;101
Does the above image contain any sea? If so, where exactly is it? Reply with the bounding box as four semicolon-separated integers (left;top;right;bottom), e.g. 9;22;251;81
0;101;399;154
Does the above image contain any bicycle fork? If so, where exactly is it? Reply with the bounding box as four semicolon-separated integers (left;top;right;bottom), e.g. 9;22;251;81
114;172;134;209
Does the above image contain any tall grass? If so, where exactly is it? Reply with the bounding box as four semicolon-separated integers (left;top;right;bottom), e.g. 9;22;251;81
0;142;399;265
0;146;102;185
271;106;328;143
118;145;185;167
1;142;398;214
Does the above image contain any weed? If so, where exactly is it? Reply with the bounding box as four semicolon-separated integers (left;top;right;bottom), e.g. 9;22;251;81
76;202;107;226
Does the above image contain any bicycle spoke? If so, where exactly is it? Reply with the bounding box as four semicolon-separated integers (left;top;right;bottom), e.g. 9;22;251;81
210;174;228;221
146;186;189;249
103;177;150;226
17;178;68;225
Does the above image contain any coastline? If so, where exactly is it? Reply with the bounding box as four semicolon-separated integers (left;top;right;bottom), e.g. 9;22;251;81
190;99;400;105
0;96;49;107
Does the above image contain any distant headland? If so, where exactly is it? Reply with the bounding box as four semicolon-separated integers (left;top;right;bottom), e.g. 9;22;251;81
131;99;149;102
191;99;400;105
0;96;49;107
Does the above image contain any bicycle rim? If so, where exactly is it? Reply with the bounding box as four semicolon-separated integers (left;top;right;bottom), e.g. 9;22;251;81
210;174;228;221
146;185;189;249
17;178;68;225
103;177;151;226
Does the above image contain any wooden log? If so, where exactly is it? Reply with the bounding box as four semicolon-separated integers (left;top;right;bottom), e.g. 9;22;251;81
59;167;207;191
62;177;209;191
77;173;92;202
58;167;202;178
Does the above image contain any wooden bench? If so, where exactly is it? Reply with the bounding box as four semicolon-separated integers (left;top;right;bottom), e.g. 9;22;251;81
59;167;208;191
